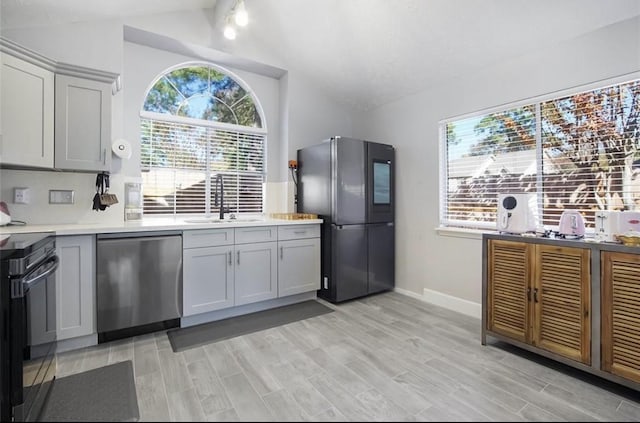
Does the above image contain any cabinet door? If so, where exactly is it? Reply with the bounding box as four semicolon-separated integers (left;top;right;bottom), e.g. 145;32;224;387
602;251;640;383
487;239;532;343
55;74;111;171
278;238;320;297
56;235;96;340
235;242;277;306
0;53;54;168
183;246;234;316
533;245;591;364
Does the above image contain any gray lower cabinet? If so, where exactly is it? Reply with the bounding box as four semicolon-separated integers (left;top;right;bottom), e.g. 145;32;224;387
234;242;278;306
56;235;96;340
278;238;321;296
182;225;320;317
183;245;234;316
183;241;278;312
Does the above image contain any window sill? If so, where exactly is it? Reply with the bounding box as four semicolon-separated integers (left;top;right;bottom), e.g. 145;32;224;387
435;226;495;240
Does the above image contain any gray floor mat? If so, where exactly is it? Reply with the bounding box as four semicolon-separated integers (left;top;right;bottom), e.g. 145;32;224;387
39;360;139;422
168;300;334;352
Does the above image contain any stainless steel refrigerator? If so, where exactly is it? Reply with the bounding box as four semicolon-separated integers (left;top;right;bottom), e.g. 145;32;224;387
297;136;395;303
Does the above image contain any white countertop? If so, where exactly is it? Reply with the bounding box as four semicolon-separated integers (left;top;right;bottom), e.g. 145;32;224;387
0;216;323;236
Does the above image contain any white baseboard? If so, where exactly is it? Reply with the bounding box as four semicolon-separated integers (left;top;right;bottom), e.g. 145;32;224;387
422;288;481;319
394;287;481;319
393;287;423;301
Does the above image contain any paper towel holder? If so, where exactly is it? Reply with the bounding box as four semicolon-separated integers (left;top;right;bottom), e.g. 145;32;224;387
112;138;132;160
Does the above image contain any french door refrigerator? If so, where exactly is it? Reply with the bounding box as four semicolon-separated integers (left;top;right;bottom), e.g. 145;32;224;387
297;136;395;303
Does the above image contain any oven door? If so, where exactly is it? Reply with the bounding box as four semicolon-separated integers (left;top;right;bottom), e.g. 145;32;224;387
11;254;58;422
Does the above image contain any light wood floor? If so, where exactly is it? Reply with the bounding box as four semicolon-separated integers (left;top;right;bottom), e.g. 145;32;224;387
56;292;640;422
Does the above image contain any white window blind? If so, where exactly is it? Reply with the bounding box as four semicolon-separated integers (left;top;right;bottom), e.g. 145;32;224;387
442;78;640;230
141;117;265;215
444;105;537;230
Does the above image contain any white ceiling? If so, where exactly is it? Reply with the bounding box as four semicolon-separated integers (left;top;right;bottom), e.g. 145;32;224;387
2;0;640;110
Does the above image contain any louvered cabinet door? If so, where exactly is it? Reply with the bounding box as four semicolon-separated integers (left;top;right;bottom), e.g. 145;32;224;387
487;240;532;343
602;252;640;383
533;245;591;364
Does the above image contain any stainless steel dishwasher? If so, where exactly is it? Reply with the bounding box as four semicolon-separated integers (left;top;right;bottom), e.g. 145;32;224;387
96;231;182;342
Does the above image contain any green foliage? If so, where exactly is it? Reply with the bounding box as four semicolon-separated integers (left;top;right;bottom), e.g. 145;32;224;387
143;65;262;127
469;106;536;156
446;122;458;146
542;81;640;166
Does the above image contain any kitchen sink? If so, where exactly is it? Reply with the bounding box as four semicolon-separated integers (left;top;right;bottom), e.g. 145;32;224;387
183;217;264;224
183;218;226;224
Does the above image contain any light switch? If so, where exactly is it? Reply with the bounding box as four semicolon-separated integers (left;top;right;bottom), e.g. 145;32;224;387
49;190;75;204
14;187;30;204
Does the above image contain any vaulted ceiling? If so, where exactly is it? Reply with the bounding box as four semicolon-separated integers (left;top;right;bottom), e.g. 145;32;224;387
2;0;640;110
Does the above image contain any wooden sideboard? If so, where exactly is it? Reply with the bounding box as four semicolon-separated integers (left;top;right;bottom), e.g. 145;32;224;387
482;233;640;392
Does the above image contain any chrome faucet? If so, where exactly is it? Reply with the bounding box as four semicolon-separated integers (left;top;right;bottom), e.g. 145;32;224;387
214;174;225;220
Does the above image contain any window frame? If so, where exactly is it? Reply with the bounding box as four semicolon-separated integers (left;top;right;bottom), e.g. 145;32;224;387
140;61;268;217
439;71;640;232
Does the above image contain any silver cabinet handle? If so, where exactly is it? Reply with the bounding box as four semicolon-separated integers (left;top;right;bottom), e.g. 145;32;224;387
294;230;306;234
280;246;283;259
228;250;232;265
237;250;240;265
102;148;107;165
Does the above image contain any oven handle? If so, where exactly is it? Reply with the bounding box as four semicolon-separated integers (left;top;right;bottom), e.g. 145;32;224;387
22;255;59;291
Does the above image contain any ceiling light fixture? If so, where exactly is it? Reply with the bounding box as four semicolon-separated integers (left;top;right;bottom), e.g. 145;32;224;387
223;16;237;40
234;0;249;27
223;0;248;40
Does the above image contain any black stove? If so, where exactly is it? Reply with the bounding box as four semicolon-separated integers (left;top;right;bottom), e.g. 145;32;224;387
0;232;55;259
1;231;58;422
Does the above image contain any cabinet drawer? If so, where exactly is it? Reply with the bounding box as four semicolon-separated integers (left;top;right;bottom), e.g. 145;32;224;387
234;226;277;244
278;224;320;241
183;228;234;248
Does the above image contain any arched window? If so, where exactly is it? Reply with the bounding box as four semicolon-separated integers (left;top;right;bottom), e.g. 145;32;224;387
140;63;266;216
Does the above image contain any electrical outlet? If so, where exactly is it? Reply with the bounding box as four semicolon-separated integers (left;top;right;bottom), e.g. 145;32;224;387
49;190;75;204
14;187;30;204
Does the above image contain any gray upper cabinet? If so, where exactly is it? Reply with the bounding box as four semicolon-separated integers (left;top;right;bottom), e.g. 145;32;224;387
0;53;55;168
0;37;118;172
55;74;111;172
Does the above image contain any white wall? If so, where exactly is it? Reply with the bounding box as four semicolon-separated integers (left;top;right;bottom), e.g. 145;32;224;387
353;16;640;311
0;10;356;223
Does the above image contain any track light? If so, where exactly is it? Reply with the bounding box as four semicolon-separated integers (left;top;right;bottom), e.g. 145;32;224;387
223;0;248;40
224;16;237;40
234;0;248;27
